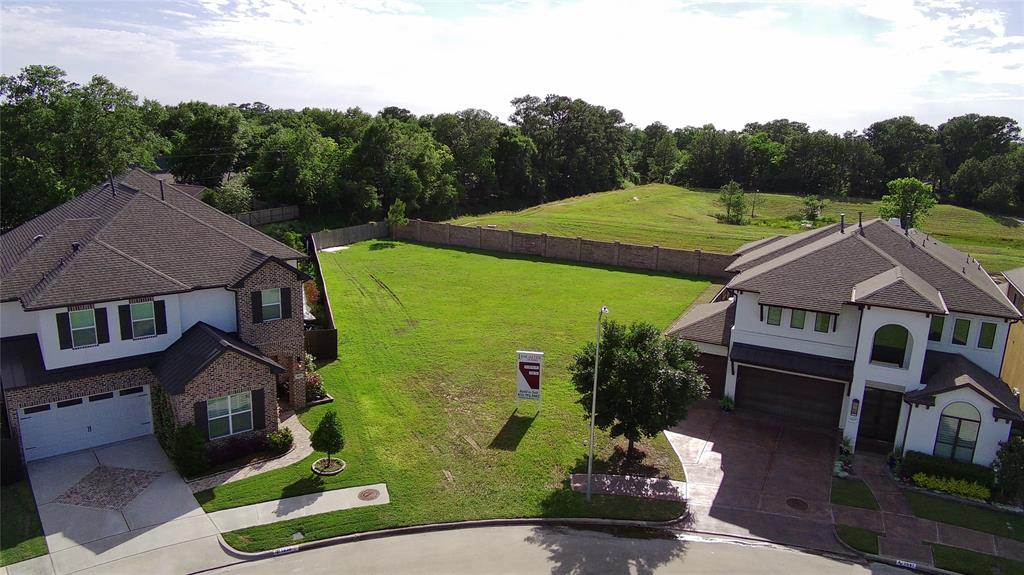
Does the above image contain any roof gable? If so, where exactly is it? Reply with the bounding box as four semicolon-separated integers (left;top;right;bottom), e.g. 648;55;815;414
852;266;947;315
151;322;283;394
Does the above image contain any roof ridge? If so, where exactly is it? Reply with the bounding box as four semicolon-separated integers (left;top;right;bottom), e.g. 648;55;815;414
731;228;851;286
94;240;191;289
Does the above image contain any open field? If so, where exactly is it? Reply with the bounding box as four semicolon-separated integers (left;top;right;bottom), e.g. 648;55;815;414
202;241;710;551
450;185;1024;272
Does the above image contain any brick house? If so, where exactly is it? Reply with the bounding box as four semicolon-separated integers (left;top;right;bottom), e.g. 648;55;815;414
667;217;1023;466
1;169;309;462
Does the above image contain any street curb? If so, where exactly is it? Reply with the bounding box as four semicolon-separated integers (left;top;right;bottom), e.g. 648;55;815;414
831;524;959;575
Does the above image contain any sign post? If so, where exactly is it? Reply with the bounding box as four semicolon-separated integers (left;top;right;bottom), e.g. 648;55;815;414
515;350;543;411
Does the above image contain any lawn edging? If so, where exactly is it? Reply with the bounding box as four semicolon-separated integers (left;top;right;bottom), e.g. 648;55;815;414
830;524;959;575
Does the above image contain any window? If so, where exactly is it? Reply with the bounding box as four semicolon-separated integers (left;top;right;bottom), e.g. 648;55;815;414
952;318;971;346
934;402;980;463
870;324;911;368
119;387;144;396
207;392;253;439
88;392;113;402
56;398;82;408
130;301;156;339
261;288;282;322
928;316;945;342
814;312;831;333
70;309;97;348
766;306;782;326
790;309;806;329
978;322;997;350
23;404;50;415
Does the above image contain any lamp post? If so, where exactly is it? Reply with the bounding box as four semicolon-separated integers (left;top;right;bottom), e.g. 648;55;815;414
586;305;609;503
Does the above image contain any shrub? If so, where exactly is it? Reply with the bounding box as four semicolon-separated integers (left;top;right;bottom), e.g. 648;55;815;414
267;427;294;454
903;451;994;488
719;396;734;412
994;436;1024;503
207;434;267;467
306;374;327;402
173;425;209;477
912;473;991;500
303;280;321;306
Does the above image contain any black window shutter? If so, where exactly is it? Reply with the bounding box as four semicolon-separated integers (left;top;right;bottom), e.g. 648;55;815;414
281;287;292;319
251;291;263;323
154;300;167;335
56;313;72;349
252;389;266;430
119;305;132;340
95;308;109;344
194;402;209;440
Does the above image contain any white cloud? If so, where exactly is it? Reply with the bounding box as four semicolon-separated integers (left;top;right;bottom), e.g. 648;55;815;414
1;0;1021;131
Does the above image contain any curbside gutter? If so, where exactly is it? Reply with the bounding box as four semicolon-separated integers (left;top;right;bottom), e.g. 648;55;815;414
830;524;959;575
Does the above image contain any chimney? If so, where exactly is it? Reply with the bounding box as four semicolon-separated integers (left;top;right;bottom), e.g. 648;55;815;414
858;212;864;235
840;213;845;233
159;180;165;201
904;212;911;235
108;172;116;197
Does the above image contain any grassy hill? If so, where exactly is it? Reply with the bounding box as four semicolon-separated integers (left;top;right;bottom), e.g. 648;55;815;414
450;184;1024;272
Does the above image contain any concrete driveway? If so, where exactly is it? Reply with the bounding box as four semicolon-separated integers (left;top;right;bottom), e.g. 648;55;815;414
665;402;844;553
26;435;218;575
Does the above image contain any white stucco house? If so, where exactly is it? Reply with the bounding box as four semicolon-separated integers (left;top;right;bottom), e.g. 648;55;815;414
667;216;1022;466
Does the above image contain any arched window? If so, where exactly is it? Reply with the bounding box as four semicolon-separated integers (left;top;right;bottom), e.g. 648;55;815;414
870;324;912;368
934;402;981;463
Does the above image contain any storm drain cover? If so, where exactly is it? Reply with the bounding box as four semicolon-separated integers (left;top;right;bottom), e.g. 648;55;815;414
786;497;809;511
358;488;381;501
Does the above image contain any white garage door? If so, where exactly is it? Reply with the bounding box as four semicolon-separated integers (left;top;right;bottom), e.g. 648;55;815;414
18;385;153;461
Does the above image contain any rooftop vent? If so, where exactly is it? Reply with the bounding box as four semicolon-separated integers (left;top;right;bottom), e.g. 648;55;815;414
32;234;44;242
71;242;80;252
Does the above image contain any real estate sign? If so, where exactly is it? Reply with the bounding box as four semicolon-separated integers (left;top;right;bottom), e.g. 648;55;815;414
516;350;543;402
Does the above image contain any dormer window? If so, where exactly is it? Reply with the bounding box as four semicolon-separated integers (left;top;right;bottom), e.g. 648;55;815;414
70;309;97;348
814;312;831;333
131;301;156;339
766;306;782;326
261;288;282;322
952;318;970;346
790;309;806;329
978;322;996;350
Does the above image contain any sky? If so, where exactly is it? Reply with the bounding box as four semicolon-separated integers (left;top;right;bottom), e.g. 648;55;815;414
1;0;1022;133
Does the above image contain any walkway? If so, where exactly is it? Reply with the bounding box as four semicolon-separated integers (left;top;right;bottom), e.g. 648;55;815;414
206;483;390;532
188;409;312;493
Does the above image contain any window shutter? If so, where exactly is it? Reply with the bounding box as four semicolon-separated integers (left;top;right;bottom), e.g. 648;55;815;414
252;389;266;430
251;291;263;323
119;305;132;340
194;402;209;440
281;287;292;319
95;308;110;344
154;300;167;335
56;313;72;349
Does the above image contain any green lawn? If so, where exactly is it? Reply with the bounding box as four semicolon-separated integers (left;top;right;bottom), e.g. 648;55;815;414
1;481;48;566
450;184;1024;272
932;544;1024;575
202;241;710;552
835;525;880;555
830;478;879;510
906;492;1024;542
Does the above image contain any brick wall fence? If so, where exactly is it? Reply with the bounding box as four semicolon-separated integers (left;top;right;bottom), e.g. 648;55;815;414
393;220;736;279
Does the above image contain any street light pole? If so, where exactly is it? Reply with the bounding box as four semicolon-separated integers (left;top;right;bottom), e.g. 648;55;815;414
586;305;609;503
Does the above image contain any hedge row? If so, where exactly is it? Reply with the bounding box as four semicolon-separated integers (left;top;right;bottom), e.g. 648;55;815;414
903;451;994;488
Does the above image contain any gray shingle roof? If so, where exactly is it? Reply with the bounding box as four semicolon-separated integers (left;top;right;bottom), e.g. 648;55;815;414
1005;268;1024;297
1;169;307;310
908;351;1023;422
152;322;284;394
664;300;735;347
852;266;947;315
726;224;838;272
733;235;786;256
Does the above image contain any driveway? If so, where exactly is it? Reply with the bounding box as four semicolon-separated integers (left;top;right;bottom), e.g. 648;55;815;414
666;402;845;553
26;435;218;575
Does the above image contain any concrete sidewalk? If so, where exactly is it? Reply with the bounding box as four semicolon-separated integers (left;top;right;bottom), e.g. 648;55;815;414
207;483;390;532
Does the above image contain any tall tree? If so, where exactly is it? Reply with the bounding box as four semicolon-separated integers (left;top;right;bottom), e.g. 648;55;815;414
716;180;746;225
161;102;244;186
428;109;504;212
648;133;682;183
878;177;937;229
743;131;785;191
865;116;937;182
248;123;348;216
937;114;1021;177
493;126;542;208
636;122;671;181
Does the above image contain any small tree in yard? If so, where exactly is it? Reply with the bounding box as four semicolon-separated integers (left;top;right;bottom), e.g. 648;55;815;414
879;177;936;229
716;180;746;225
568;320;709;461
802;194;829;221
311;411;344;468
386;198;409;239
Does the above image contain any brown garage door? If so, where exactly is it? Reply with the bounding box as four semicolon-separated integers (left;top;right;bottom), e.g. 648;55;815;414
698;354;726;399
735;366;846;429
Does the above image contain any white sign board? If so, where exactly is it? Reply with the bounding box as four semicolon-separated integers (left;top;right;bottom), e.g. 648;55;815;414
516;351;543;402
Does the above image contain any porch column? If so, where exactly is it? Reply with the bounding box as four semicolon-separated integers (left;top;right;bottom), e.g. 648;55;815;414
287;357;307;409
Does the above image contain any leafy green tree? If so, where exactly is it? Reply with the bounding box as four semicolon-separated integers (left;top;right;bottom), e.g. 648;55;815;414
161;102;244;186
879;177;937;228
950;158;986;206
995;436;1024;503
202;174;250;214
568;320;708;459
677;124;727;188
865;116;937;182
493;126;542;208
802;194;829;221
428;109;504;212
743;131;785;191
648;133;681;183
310;411;345;467
249;123;348;216
636;122;671;181
842;132;886;198
386;198;409;238
716;180;746;225
938;114;1021;178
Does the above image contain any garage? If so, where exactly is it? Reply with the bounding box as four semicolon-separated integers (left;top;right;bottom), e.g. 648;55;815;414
698;353;727;399
18;385;153;461
735;366;845;429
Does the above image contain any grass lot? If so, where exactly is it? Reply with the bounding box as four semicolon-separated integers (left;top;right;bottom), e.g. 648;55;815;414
450;184;1024;272
0;481;48;566
830;478;879;510
202;242;710;551
906;492;1024;542
834;525;880;555
931;544;1024;575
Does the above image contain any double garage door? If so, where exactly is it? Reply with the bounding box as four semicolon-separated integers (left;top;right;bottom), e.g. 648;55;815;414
735;366;845;429
18;385;153;461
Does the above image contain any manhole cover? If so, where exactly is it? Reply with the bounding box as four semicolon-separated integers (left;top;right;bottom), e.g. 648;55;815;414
358;488;380;501
786;497;808;511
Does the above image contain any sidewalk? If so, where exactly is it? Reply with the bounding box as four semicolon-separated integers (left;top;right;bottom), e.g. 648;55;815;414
207;483;390;532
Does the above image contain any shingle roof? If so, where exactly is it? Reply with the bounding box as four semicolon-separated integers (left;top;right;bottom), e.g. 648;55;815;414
726;224;838;272
907;351;1024;422
1001;267;1024;300
664;300;735;347
725;219;1020;319
0;334;160;391
733;235;786;256
1;169;307;310
151;322;284;394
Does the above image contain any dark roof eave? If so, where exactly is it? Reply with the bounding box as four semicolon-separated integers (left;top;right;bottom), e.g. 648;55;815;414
229;256;312;289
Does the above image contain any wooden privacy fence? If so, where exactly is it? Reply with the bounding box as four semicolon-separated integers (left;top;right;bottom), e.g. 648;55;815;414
393;220;737;279
304;233;338;360
232;205;300;226
311;222;389;249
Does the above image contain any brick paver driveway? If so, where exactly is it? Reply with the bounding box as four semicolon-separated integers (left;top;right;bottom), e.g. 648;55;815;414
666;402;845;553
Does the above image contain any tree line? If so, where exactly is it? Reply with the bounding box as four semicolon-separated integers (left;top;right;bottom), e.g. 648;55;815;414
2;65;1021;232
